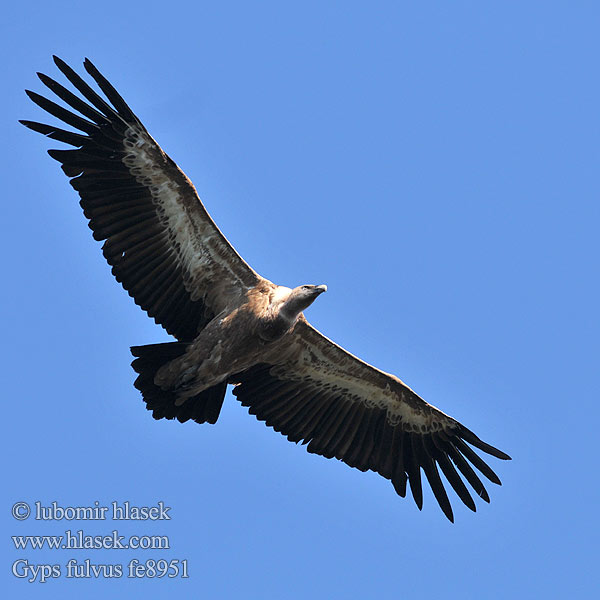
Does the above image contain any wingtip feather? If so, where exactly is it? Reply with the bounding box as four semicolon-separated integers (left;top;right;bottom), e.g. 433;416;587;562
458;425;512;460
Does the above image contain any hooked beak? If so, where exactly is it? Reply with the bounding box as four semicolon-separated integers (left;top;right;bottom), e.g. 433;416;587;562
315;285;328;294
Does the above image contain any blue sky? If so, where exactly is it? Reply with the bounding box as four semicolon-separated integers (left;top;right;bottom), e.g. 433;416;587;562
2;1;598;598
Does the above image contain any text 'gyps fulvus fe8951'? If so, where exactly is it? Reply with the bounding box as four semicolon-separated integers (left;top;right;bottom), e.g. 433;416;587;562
22;57;510;522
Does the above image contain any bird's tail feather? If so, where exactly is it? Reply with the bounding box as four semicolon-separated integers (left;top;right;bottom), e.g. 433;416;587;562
131;342;226;425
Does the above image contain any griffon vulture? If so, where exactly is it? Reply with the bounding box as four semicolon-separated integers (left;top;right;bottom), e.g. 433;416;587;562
22;57;510;522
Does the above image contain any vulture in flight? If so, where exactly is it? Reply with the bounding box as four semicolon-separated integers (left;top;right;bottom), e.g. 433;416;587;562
22;57;510;522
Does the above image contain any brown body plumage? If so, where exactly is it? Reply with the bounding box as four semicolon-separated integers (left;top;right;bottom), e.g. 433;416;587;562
154;283;327;403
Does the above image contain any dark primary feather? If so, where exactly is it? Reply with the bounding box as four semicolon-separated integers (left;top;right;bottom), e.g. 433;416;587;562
53;56;127;120
19;120;88;146
83;57;139;123
36;72;108;125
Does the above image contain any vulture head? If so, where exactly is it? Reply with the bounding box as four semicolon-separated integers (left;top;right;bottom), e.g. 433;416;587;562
281;284;327;318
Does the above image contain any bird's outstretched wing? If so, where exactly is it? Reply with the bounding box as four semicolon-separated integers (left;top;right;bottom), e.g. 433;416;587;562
21;57;261;341
232;319;510;521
